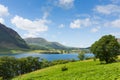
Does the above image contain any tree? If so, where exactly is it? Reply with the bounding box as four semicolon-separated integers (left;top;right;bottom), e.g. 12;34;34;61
0;56;18;79
78;51;85;60
91;35;120;63
0;56;41;80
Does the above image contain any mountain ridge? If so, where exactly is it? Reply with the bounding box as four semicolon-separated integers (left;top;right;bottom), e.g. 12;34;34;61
25;37;69;50
0;23;29;50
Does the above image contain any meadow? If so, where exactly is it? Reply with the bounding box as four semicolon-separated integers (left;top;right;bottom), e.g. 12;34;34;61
13;60;120;80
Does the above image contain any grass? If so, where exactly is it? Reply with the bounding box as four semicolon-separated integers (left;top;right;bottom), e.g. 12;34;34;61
12;60;120;80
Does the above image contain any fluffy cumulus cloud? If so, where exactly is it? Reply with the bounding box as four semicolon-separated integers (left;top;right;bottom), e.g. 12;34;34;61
94;4;120;15
0;4;9;24
0;4;9;17
70;18;91;29
11;14;50;37
104;19;120;28
0;18;4;23
58;0;74;9
111;19;120;28
110;32;120;36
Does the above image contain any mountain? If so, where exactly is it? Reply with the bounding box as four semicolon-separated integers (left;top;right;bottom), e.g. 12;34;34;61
0;23;29;50
25;38;68;50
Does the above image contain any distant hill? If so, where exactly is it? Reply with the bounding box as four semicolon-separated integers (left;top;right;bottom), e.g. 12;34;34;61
0;23;29;50
25;38;69;50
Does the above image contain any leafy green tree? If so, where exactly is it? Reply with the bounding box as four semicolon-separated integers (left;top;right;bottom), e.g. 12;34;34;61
91;35;120;63
0;56;41;79
0;56;18;79
18;56;41;74
78;51;85;60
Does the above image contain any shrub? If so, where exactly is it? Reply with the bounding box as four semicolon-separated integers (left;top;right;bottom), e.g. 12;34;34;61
61;66;68;71
71;59;76;62
78;51;85;60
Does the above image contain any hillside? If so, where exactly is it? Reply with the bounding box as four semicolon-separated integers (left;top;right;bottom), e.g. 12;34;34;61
13;60;120;80
25;38;69;50
0;23;29;50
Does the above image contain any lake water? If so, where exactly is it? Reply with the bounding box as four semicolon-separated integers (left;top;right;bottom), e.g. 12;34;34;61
0;53;94;61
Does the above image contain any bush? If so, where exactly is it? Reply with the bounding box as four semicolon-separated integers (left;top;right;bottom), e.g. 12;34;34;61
41;59;51;68
71;59;76;62
78;51;85;60
61;66;68;71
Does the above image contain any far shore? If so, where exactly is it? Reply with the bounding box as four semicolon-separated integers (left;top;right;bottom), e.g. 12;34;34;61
0;49;81;54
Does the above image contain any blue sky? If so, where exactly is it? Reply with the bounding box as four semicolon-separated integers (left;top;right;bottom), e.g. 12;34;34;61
0;0;120;48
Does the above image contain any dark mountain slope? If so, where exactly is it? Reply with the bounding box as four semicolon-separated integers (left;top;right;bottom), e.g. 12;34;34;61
0;23;29;50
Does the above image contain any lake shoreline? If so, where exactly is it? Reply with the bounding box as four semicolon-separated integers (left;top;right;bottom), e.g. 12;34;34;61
0;49;81;54
0;53;94;61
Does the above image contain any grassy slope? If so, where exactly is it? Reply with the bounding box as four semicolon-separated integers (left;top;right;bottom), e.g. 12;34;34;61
13;60;120;80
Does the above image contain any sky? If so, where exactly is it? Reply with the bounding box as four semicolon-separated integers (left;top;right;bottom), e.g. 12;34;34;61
0;0;120;48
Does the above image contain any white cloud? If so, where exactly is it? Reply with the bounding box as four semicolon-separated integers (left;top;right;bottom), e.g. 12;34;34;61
70;19;81;28
11;14;50;38
0;18;4;24
11;15;49;32
104;19;120;28
111;0;120;4
59;24;65;28
58;0;74;9
91;27;100;33
94;4;120;15
110;32;120;36
111;19;120;28
43;12;49;19
70;18;91;29
0;4;9;17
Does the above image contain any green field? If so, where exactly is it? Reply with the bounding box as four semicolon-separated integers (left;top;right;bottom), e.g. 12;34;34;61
13;60;120;80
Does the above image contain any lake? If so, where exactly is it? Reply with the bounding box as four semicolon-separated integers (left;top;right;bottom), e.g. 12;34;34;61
0;53;94;61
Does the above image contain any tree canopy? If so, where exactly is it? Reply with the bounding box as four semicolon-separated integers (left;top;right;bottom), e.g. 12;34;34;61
91;35;120;63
